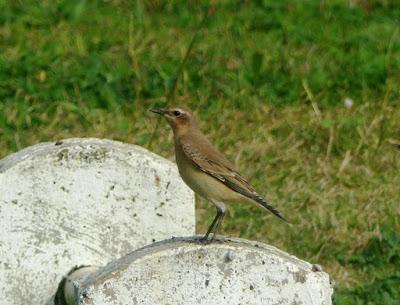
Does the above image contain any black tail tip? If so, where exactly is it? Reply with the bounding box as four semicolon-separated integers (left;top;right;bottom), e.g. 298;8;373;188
279;215;292;227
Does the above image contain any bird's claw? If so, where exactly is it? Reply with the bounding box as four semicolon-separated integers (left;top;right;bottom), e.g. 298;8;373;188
199;234;213;245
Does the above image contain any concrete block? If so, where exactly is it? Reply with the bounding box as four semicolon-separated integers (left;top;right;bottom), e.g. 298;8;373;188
78;237;333;305
0;138;195;305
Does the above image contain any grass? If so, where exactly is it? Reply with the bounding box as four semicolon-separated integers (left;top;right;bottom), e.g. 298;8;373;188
1;0;400;303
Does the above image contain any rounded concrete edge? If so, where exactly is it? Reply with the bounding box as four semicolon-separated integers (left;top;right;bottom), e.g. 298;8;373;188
0;137;196;305
0;138;176;173
78;236;333;304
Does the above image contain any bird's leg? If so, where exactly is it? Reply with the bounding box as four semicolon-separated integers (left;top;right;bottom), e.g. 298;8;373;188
201;202;225;244
201;209;221;242
208;202;226;242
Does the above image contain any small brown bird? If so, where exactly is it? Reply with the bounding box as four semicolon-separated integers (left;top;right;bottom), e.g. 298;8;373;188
151;105;288;243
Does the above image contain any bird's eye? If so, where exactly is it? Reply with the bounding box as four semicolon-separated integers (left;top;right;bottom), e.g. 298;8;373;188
173;110;181;117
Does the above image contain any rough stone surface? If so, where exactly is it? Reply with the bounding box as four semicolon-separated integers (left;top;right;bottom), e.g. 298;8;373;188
0;138;195;305
78;237;333;305
64;266;99;305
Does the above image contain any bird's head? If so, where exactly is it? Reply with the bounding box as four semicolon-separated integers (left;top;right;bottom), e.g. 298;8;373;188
150;105;196;134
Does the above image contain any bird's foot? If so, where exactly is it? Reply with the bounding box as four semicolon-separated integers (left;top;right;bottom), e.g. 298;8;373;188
199;234;214;245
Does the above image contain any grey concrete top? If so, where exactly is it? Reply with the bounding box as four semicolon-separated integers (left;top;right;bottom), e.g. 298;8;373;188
77;237;333;305
0;138;195;305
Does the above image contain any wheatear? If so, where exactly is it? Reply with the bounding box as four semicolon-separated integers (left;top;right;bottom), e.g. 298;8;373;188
151;105;288;242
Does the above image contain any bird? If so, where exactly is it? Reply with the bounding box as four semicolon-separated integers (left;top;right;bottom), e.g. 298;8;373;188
150;105;288;243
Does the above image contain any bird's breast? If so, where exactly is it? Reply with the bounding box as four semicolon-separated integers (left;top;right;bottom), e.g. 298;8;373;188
174;144;242;203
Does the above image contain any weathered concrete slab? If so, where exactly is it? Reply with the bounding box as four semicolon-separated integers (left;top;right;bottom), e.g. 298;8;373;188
0;138;195;305
77;237;333;305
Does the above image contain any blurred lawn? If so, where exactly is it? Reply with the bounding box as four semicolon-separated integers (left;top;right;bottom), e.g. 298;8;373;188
1;0;400;303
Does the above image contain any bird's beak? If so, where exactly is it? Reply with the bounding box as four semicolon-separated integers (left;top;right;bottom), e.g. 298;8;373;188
150;108;166;116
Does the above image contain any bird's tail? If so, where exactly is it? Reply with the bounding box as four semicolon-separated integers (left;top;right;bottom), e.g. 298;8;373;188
251;193;291;226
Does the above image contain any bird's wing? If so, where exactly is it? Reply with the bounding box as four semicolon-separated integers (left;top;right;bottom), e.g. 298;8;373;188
181;143;288;222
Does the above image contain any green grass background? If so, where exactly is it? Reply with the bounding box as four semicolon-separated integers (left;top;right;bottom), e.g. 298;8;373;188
1;0;400;303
